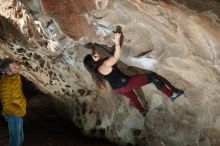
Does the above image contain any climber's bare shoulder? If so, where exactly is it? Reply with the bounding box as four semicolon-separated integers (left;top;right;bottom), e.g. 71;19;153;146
98;65;113;75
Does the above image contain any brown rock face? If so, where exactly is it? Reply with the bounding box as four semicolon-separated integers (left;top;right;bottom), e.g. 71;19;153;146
0;0;220;146
0;16;24;42
175;0;220;15
41;0;96;40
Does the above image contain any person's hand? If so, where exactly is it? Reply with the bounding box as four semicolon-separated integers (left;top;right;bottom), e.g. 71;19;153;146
112;33;121;46
113;25;123;47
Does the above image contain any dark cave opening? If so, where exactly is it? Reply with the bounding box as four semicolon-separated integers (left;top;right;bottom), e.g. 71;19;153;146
0;76;117;146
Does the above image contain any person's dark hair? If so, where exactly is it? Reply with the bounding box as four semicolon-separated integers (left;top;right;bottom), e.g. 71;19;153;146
0;58;14;74
83;54;106;88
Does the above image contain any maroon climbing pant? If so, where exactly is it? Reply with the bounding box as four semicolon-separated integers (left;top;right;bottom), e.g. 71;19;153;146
115;74;172;112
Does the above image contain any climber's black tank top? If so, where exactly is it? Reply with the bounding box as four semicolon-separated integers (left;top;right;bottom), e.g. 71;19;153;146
100;65;129;89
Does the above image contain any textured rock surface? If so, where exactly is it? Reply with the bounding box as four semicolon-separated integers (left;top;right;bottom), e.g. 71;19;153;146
0;0;220;146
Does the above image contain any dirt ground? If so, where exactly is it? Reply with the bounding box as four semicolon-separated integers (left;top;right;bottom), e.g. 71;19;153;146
0;94;118;146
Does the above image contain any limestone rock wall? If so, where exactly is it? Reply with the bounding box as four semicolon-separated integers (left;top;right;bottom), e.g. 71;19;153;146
0;0;220;146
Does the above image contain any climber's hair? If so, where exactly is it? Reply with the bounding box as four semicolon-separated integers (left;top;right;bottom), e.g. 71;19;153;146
0;58;14;74
83;54;106;89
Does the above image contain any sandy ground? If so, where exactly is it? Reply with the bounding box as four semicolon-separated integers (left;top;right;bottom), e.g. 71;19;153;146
0;95;118;146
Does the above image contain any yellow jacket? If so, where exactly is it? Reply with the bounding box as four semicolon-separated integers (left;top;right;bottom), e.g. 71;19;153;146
0;74;26;117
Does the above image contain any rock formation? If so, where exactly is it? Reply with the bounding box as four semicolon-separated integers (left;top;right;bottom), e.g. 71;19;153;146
0;0;220;145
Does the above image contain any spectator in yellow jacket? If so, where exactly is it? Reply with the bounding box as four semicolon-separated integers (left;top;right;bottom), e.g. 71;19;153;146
0;58;26;146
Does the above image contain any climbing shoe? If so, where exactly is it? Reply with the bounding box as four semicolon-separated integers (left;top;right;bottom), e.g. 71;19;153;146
169;89;184;101
141;106;149;117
